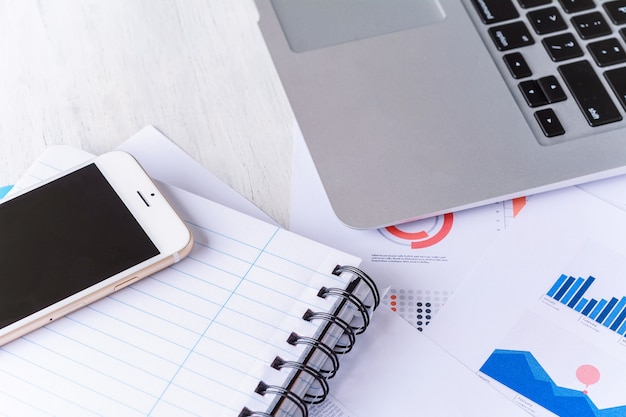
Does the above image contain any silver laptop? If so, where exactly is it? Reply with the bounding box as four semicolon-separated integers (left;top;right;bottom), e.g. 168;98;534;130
256;0;626;229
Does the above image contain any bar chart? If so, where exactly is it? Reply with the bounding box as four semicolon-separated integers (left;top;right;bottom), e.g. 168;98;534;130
547;274;626;335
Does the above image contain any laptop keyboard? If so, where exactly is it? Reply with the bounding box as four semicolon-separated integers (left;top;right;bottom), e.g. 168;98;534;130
468;0;626;145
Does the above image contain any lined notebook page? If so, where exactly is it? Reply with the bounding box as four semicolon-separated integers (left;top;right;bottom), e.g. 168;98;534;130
0;182;361;416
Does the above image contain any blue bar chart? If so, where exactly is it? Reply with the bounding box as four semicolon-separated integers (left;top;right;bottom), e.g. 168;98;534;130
547;274;626;335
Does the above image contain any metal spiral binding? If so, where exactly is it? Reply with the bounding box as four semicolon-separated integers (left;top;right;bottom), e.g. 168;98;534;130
271;356;329;404
239;407;271;417
302;309;356;354
240;265;379;417
333;264;380;309
317;286;370;334
286;332;340;378
239;380;308;417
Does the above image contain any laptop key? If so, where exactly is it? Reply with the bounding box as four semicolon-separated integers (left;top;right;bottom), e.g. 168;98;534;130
471;0;519;24
535;108;565;137
604;67;626;111
603;0;626;25
527;7;568;34
537;76;567;103
588;38;626;67
558;60;623;127
571;12;612;39
543;33;584;61
518;0;551;8
519;80;548;107
558;0;596;14
489;21;535;51
504;52;533;78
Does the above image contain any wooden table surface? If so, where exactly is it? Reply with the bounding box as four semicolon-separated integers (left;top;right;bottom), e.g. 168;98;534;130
0;0;295;226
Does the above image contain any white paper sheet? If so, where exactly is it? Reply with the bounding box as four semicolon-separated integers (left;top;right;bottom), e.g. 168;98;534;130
117;127;278;225
578;174;626;212
5;126;278;226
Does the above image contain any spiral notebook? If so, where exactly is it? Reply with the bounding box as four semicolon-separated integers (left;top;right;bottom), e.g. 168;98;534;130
0;165;378;417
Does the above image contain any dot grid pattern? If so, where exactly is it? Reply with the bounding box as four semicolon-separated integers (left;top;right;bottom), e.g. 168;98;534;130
382;288;451;331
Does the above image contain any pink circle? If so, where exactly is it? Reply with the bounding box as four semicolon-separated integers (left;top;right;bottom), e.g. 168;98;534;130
576;365;600;386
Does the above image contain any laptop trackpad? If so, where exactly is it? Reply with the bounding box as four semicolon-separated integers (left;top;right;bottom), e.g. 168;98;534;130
271;0;446;53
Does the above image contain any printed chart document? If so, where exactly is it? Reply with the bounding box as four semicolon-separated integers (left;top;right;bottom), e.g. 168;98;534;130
290;127;526;329
427;186;626;417
309;307;529;417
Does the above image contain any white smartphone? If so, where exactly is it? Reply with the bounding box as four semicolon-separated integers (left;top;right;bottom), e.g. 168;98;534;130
0;151;193;346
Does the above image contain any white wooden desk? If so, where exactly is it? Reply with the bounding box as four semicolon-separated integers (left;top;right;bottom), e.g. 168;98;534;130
0;0;294;226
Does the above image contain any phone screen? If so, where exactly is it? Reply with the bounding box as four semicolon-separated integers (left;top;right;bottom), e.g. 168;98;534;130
0;163;160;329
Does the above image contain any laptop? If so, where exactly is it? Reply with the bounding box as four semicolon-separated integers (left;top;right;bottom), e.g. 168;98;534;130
255;0;626;229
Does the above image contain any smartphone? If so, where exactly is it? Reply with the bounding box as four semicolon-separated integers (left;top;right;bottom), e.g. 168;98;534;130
0;151;193;346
